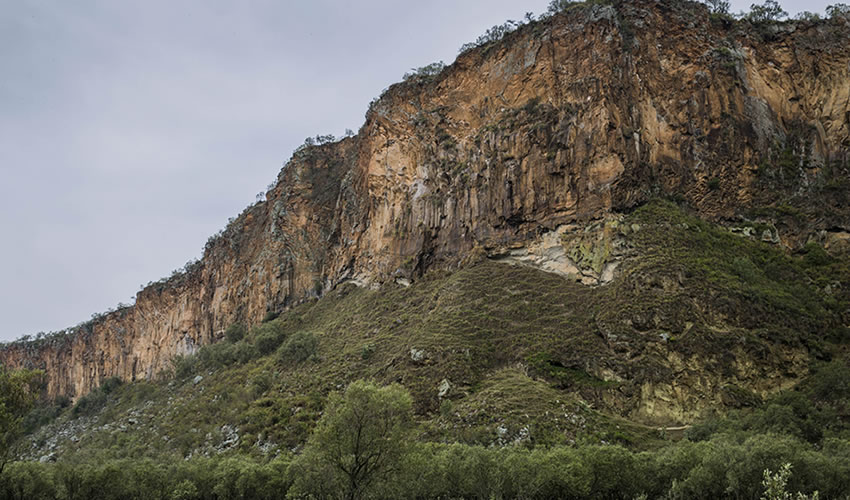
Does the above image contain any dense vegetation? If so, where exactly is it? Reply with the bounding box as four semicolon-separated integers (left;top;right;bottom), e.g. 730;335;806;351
2;198;849;498
2;373;849;499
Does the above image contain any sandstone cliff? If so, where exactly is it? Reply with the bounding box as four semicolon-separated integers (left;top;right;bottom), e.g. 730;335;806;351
2;0;849;407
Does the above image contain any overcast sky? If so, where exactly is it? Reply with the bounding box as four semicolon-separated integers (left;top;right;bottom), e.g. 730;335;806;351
0;0;835;342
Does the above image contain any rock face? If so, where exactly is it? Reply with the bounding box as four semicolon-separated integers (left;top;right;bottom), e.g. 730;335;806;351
2;0;850;400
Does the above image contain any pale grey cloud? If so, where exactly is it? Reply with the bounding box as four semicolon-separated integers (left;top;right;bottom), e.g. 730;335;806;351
0;0;837;341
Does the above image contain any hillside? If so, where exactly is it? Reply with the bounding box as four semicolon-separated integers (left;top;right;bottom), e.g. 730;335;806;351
9;200;850;498
2;0;849;401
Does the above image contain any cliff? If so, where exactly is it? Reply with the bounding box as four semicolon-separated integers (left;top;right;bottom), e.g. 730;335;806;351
2;0;850;402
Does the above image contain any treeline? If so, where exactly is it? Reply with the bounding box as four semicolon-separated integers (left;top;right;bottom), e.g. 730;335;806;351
5;373;850;500
1;433;846;499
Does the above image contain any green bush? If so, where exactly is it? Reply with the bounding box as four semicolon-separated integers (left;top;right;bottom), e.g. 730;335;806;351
746;0;788;22
360;342;376;360
0;461;58;500
100;376;123;395
72;388;108;417
277;331;318;364
249;372;273;398
170;479;198;500
198;341;256;369
22;397;71;434
172;354;198;379
252;322;287;355
224;323;246;343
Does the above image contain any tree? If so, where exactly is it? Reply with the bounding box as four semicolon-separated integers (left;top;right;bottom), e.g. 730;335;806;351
762;463;820;500
548;0;579;15
704;0;731;15
747;0;788;22
826;3;850;18
794;11;822;20
289;380;414;500
0;367;42;479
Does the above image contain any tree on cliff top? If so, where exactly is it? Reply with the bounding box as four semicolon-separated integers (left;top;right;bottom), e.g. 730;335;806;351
0;366;42;475
747;0;788;21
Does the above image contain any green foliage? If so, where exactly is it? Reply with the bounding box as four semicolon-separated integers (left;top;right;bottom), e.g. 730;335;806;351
289;380;414;500
252;321;287;356
547;0;580;14
360;342;376;360
747;0;788;22
249;372;272;398
762;462;821;500
459;18;527;54
72;389;107;418
704;0;731;15
21;397;69;435
687;360;850;448
0;461;59;500
526;352;614;389
629;199;828;331
170;479;198;500
0;455;292;500
224;323;246;343
801;242;832;268
99;376;123;395
708;177;721;190
826;3;850;18
10;198;850;498
197;341;257;369
794;11;822;21
0;367;42;474
402;61;446;82
803;359;850;402
171;354;197;380
277;331;318;364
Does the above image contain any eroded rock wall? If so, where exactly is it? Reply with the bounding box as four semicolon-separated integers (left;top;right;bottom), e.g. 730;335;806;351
2;0;850;403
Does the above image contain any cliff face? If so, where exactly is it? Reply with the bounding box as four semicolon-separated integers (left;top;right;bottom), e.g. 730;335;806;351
2;0;850;402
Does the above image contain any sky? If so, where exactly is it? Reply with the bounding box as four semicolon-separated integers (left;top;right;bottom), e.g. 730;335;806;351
0;0;836;342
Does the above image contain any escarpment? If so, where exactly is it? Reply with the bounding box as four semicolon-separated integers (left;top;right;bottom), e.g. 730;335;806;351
2;0;850;422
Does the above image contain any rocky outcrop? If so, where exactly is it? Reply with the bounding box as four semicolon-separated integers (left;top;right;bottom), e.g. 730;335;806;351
2;0;849;401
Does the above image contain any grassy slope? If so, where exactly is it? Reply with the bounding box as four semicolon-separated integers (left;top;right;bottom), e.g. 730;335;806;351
18;200;850;463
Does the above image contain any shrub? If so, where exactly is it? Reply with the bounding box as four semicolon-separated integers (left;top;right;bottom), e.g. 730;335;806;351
403;61;446;82
172;354;198;379
171;479;199;500
100;376;123;395
794;11;822;20
360;343;376;360
0;462;58;500
22;397;70;434
72;389;107;417
704;0;731;15
826;3;850;18
458;19;525;54
224;323;246;343
198;341;256;368
253;322;287;355
547;0;579;14
708;177;721;190
277;331;319;364
747;0;788;22
250;372;273;398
